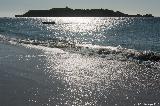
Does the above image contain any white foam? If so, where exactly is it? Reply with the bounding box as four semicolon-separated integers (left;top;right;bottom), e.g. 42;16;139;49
21;43;66;54
76;44;118;51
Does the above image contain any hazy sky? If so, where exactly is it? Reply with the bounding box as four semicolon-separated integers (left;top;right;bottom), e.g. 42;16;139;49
0;0;160;17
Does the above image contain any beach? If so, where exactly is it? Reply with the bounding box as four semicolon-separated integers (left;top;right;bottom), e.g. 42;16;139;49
0;41;160;106
0;17;160;106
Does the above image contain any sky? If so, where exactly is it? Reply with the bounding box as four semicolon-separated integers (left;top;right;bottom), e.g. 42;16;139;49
0;0;160;17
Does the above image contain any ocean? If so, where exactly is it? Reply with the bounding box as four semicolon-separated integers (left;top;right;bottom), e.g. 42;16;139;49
0;17;160;106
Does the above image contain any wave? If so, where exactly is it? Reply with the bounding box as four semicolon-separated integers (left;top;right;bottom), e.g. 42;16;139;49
1;34;160;63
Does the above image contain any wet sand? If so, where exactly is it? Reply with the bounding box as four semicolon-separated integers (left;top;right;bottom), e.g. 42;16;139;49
1;42;160;106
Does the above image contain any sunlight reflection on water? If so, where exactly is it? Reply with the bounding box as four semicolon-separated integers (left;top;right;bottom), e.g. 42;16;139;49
41;17;130;45
27;44;159;106
1;17;160;106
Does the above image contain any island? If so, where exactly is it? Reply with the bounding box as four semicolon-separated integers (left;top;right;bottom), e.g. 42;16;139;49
15;7;154;17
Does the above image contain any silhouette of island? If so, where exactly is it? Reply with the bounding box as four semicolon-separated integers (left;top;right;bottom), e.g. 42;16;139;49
15;6;154;17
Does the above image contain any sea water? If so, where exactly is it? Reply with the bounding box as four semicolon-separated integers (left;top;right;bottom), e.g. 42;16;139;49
0;17;160;106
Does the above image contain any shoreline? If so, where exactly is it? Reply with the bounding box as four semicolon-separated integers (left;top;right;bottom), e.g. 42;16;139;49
1;41;160;106
1;33;160;63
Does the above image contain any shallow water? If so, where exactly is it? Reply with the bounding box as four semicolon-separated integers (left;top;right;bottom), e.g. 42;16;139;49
0;17;160;106
0;42;160;106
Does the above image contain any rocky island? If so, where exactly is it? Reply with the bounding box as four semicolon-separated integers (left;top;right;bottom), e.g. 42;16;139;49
15;7;154;17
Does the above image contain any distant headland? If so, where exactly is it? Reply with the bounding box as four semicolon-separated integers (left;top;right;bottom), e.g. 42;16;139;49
15;6;154;17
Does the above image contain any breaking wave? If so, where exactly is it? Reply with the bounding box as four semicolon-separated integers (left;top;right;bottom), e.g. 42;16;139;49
1;34;160;64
